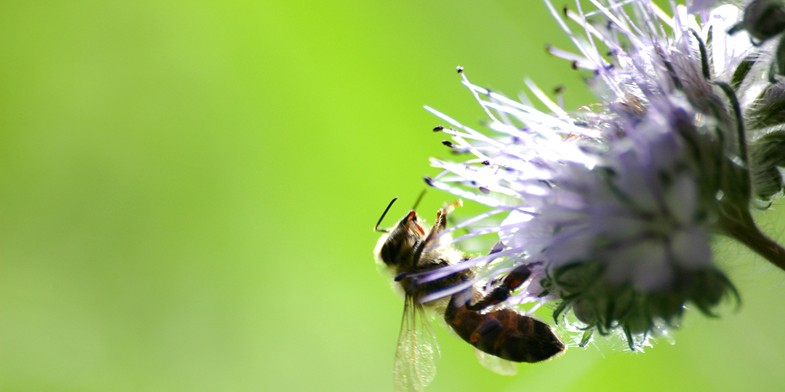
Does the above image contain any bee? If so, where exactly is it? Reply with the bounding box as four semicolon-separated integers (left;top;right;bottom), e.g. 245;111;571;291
373;197;565;391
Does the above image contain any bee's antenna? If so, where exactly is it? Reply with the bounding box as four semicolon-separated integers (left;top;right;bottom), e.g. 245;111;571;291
374;197;399;233
412;189;427;210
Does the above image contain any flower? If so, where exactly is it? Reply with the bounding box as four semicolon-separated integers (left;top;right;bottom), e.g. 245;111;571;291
688;0;718;14
415;0;785;349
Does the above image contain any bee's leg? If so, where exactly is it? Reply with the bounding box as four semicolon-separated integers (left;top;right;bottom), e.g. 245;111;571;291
467;264;534;310
412;200;462;261
411;210;446;263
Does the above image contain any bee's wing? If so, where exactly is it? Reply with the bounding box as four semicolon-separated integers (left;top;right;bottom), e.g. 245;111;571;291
393;295;440;392
474;350;518;376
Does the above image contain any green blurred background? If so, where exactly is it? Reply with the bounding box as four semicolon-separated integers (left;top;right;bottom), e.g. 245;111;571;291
2;0;785;391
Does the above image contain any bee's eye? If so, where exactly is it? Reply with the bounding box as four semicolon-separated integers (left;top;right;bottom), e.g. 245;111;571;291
380;237;402;266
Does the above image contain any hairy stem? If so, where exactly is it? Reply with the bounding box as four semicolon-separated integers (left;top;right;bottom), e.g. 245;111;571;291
719;208;785;273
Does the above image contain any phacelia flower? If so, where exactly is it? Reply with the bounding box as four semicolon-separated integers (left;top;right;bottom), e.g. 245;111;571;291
414;0;785;349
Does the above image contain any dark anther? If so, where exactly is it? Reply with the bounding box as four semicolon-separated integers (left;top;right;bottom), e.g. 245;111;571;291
479;186;490;194
424;177;435;186
573;120;589;127
456;66;464;73
433;125;444;132
442;140;454;148
481;160;490;166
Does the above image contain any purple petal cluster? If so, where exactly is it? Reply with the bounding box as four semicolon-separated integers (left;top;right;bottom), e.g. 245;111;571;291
418;1;784;348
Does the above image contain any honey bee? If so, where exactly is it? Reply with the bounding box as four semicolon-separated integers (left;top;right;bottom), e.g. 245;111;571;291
374;197;565;391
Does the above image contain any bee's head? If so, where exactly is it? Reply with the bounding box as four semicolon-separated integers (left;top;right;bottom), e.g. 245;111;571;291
373;195;429;268
375;210;426;267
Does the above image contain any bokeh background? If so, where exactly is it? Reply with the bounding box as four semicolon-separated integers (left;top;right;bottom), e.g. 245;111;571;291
2;0;785;391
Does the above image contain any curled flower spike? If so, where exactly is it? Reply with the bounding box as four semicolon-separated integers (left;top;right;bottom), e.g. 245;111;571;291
414;0;785;350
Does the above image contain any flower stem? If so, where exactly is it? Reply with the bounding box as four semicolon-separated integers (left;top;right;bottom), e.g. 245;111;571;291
719;208;785;273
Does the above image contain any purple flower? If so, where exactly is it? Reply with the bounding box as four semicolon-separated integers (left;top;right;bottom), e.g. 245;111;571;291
415;1;785;349
688;0;718;14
